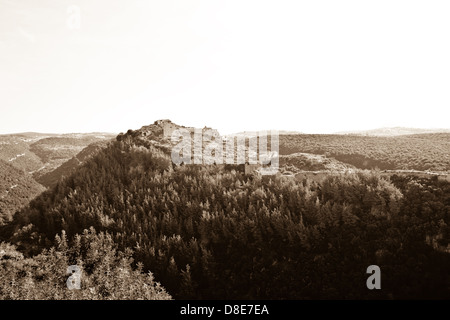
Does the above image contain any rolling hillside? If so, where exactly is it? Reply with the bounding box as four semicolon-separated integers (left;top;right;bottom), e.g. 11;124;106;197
0;133;115;224
0;133;115;176
0;160;45;225
279;152;355;174
279;133;450;172
1;120;449;300
36;140;112;188
0;134;44;173
336;127;450;136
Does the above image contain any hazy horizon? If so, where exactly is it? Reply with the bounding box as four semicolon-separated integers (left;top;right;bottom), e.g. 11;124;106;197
2;0;450;135
1;123;450;136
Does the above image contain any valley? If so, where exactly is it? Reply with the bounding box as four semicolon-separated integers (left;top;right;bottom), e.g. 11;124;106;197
0;132;115;224
0;121;449;300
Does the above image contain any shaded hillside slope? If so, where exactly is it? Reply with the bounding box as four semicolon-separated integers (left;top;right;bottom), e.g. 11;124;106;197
36;140;111;188
0;133;115;176
0;160;45;225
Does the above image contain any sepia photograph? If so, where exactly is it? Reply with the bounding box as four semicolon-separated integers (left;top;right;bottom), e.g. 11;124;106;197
0;0;449;315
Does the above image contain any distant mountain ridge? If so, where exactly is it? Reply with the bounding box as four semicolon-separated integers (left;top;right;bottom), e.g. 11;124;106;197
226;130;303;138
336;127;450;136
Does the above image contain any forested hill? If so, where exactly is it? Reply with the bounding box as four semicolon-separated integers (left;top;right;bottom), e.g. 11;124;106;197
2;122;450;300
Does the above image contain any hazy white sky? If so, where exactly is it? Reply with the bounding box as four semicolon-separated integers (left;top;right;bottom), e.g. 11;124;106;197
1;0;450;134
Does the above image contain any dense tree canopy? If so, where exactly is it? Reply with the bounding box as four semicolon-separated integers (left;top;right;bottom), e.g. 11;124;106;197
0;228;171;300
